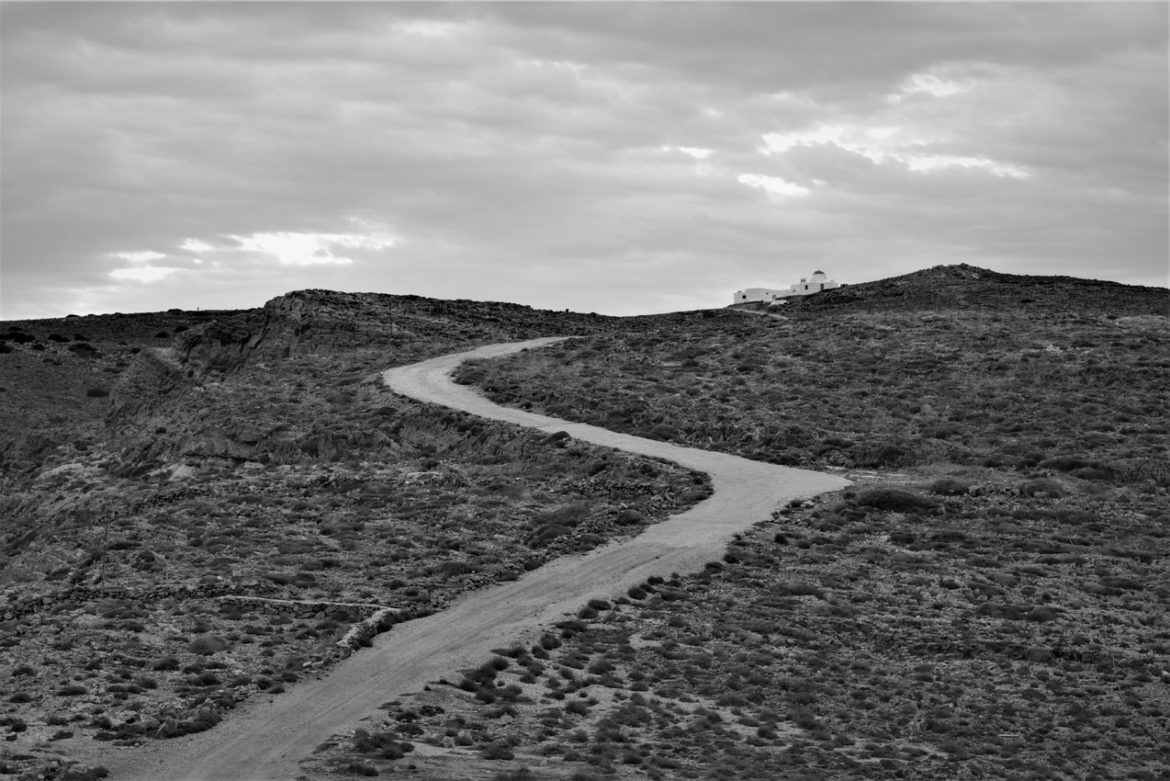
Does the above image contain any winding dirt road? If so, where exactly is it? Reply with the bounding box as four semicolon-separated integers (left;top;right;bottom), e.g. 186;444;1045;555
100;337;849;781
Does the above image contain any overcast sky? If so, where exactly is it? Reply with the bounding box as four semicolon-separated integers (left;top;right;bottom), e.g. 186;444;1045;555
2;2;1166;319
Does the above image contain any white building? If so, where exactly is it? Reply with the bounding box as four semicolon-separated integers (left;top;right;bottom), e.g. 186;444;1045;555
733;270;840;304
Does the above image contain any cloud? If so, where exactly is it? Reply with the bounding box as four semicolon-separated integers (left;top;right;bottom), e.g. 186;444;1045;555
109;266;179;284
663;145;714;160
1;2;1165;319
736;173;812;199
225;228;396;267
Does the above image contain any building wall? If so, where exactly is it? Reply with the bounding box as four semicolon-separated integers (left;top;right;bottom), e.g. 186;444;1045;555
734;277;840;303
734;287;790;303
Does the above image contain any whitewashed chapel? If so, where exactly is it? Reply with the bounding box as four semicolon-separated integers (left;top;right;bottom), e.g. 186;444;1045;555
733;270;841;304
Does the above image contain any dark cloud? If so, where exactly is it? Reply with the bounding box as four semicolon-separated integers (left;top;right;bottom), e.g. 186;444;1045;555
1;2;1166;319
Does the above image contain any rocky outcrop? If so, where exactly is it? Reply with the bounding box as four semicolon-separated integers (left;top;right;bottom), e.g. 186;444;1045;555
173;320;266;381
109;347;188;415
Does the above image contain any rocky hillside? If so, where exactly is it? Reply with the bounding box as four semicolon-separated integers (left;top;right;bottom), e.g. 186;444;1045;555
0;291;711;780
467;266;1168;480
433;265;1170;780
1;290;614;452
3;271;1167;780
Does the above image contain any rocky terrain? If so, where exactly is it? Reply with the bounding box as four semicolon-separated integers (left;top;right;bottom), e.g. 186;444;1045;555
456;265;1167;482
3;267;1166;781
0;293;707;780
297;265;1169;780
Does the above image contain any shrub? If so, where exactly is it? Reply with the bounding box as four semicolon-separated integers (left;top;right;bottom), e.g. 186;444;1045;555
60;767;109;781
929;477;971;496
493;769;538;781
482;742;515;760
853;442;914;467
153;656;180;671
587;658;615;675
854;489;939;513
565;699;591;716
188;634;228;655
1019;478;1067;498
353;728;413;760
343;762;378;777
774;581;824;598
1;716;27;733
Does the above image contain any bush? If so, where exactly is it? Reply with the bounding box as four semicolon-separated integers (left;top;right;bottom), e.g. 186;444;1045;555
1;716;27;733
60;767;109;781
1019;478;1067;498
929;477;971;496
774;581;824;598
482;742;515;760
854;489;939;513
153;656;180;671
188;634;228;655
852;442;914;467
493;769;538;781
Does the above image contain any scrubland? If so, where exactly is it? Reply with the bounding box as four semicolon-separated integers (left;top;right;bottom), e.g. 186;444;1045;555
310;266;1168;780
3;268;1167;780
0;294;705;779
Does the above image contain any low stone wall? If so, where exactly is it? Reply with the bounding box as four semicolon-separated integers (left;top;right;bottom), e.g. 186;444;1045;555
335;607;401;649
0;582;400;625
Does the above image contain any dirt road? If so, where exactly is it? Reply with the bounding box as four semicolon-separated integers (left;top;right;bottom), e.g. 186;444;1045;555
99;337;849;781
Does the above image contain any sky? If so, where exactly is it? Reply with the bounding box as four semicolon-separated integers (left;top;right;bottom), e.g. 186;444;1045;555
1;2;1167;320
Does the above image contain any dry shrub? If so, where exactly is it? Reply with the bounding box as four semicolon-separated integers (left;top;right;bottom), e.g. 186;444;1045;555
929;477;971;496
853;489;939;513
187;634;228;656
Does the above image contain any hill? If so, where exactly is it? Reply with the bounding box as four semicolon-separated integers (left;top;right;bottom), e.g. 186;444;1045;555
749;263;1168;315
2;268;1168;780
405;265;1169;780
0;291;707;780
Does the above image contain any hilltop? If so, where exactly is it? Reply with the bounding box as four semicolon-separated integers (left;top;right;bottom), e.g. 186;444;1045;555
0;291;613;447
429;265;1168;780
735;263;1167;316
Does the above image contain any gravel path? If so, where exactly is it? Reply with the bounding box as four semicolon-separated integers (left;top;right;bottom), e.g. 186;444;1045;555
98;337;850;781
